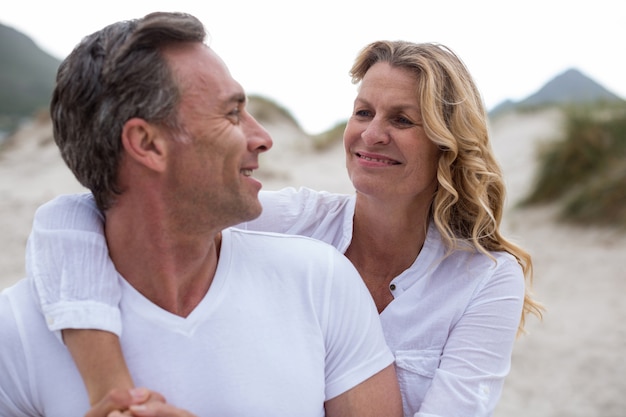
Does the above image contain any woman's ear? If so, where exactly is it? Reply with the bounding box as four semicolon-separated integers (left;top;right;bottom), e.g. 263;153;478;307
121;118;167;172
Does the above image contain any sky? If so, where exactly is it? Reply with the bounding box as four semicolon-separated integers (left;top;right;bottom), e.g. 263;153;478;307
2;0;624;134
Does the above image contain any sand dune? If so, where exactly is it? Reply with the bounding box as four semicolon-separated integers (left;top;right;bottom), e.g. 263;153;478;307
489;111;626;416
1;109;624;416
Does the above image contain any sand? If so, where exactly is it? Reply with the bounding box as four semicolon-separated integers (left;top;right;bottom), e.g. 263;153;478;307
1;109;625;416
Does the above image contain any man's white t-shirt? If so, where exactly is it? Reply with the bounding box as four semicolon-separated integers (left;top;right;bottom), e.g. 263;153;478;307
0;222;393;416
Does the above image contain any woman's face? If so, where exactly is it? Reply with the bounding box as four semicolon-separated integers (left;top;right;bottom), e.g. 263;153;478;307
344;62;440;204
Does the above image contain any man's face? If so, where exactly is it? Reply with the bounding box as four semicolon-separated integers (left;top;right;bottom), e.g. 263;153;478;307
162;43;273;232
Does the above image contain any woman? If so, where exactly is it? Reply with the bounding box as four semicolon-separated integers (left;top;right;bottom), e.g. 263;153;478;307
28;41;542;416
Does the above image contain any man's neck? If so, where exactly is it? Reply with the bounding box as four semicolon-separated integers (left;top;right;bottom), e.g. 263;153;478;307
105;206;223;317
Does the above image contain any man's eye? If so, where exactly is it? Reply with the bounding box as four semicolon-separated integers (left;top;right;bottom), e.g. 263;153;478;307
228;108;242;122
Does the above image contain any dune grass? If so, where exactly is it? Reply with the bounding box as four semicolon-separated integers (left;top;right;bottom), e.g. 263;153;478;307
311;121;346;150
522;102;626;227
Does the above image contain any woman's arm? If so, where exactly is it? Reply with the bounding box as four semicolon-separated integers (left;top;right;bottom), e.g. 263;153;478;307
84;387;186;417
26;193;132;404
240;187;354;250
419;256;525;416
64;329;133;405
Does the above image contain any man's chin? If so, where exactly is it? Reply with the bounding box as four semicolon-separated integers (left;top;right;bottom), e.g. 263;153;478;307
239;199;263;223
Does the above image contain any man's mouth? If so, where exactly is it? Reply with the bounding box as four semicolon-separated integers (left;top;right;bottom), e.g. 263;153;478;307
241;169;253;177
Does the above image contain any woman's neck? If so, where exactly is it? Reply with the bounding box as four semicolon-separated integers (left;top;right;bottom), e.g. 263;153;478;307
344;195;430;312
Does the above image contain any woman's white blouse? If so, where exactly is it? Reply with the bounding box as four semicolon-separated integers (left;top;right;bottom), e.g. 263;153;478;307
27;187;525;417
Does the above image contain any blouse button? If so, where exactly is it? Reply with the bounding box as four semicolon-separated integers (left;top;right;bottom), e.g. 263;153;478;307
389;284;396;291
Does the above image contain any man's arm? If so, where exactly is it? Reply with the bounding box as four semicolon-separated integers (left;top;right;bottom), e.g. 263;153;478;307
324;365;402;417
321;249;403;416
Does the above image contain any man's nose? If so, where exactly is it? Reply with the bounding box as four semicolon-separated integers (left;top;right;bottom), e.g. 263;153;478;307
246;115;273;153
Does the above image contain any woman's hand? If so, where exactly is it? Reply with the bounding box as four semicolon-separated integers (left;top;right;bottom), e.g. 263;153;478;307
124;402;199;417
84;387;167;417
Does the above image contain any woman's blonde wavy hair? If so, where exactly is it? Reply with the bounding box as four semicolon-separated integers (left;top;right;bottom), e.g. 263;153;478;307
350;41;543;334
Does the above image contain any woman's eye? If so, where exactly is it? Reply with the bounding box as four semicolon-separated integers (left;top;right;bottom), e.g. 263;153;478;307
394;116;414;126
355;109;372;118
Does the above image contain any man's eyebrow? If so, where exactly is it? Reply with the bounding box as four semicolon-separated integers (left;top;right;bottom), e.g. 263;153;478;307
227;93;246;105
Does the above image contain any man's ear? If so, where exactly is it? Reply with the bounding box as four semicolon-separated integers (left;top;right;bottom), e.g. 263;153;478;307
121;118;167;172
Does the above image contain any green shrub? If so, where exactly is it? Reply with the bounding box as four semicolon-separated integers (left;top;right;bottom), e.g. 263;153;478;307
522;103;626;227
562;167;626;226
311;121;346;150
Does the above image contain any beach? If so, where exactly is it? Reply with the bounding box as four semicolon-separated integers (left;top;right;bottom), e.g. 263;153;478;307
1;108;625;416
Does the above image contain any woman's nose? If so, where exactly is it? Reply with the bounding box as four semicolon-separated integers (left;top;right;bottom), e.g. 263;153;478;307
361;118;390;145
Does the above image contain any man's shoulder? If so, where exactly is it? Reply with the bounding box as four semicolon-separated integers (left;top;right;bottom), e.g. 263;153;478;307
224;228;356;281
0;280;85;415
0;280;40;334
0;280;35;364
1;279;31;312
0;278;66;356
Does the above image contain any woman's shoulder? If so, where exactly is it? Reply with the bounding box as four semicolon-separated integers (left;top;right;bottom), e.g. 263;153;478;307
253;187;355;250
227;226;340;254
260;186;353;209
33;192;103;232
425;225;523;287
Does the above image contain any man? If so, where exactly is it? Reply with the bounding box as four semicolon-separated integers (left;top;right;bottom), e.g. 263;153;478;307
0;12;402;416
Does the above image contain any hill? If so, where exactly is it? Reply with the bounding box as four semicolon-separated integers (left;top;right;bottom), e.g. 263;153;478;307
523;68;622;106
489;68;624;116
0;23;61;136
